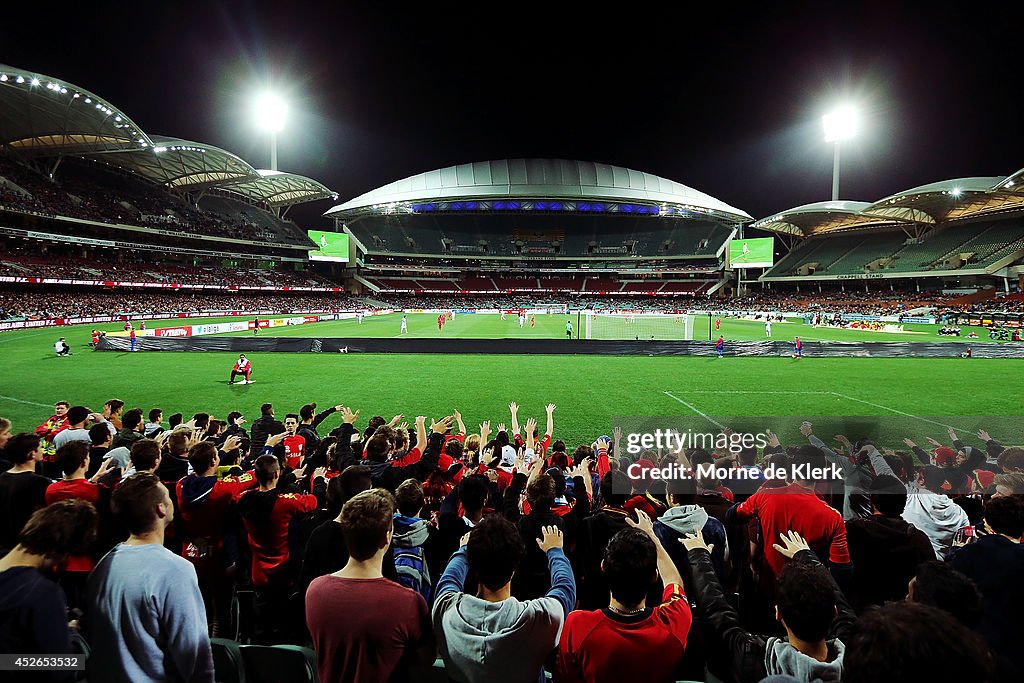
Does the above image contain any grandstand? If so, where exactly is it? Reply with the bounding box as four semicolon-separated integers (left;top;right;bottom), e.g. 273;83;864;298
756;176;1024;291
326;158;748;299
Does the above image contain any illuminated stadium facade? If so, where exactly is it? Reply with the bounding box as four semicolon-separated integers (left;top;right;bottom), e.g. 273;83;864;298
324;159;751;295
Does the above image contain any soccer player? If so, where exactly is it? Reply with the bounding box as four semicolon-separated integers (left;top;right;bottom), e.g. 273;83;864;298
438;314;444;332
566;319;573;339
531;314;536;328
715;317;721;331
765;319;772;337
282;414;306;470
139;322;146;331
230;354;253;384
792;336;803;358
519;313;526;328
400;315;408;334
129;328;137;352
715;335;725;358
123;321;132;332
357;311;364;324
253;317;260;335
90;330;100;348
500;310;506;321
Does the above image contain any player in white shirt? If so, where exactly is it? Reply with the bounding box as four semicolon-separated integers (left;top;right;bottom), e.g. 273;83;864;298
765;319;772;337
519;314;526;328
500;310;506;320
357;311;364;324
400;315;408;334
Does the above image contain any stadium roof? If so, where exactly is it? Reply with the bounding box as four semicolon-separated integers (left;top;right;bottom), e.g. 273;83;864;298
0;64;335;209
754;175;1024;237
0;64;153;156
325;158;752;223
225;170;337;208
86;136;260;191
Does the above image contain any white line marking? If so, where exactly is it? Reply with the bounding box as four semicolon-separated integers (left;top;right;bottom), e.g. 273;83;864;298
668;390;829;394
0;394;52;408
662;391;725;429
827;392;966;430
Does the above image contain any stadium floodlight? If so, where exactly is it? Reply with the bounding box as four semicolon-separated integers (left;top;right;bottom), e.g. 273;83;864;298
823;104;860;201
254;92;288;171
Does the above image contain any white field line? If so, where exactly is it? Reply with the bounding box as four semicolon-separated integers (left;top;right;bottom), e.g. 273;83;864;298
662;391;726;429
826;391;968;431
0;394;52;408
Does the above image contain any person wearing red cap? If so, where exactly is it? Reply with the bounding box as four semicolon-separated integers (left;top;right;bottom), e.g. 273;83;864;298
904;429;985;495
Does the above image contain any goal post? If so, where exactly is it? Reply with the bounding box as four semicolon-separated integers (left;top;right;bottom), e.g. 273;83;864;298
581;311;694;340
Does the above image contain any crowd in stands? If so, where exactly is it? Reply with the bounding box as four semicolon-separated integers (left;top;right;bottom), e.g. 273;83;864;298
0;290;348;321
0;252;340;288
729;289;950;316
0;156;309;245
1;397;1022;682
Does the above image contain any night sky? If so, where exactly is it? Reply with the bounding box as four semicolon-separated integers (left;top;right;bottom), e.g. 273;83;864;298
3;1;1022;227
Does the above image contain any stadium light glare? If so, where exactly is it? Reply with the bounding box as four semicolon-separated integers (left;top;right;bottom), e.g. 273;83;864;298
951;188;963;198
30;78;39;87
254;92;288;171
0;74;6;81
823;104;861;201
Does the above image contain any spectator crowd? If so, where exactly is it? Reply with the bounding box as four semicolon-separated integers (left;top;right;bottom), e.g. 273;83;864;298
1;397;1022;683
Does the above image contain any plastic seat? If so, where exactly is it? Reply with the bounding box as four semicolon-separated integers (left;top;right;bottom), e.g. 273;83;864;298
239;644;318;683
210;637;246;683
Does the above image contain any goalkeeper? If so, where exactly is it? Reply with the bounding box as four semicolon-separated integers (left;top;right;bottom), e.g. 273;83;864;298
230;354;253;384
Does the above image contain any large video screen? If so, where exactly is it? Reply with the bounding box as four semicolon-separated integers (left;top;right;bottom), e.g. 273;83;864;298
728;237;774;268
307;231;350;262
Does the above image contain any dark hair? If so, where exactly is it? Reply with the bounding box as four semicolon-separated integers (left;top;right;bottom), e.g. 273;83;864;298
167;430;189;455
17;499;97;565
168;413;183;428
325;477;347;517
444;439;464;460
869;474;908;516
254;454;280;485
340;489;395;561
122;408;144;431
395;479;425;517
919;465;949;493
105;399;124;415
791;445;827;482
600;470;630;508
603;528;658;607
6;433;41;464
466;515;524;591
572;444;594;466
86;423;109;446
363;434;391;462
55;401;70;409
843;602;993;683
551;440;566;453
774;560;837;642
458;475;489;516
66;406;90;426
130;439;161;472
300;403;317;421
187;441;219;473
260;403;273;416
285;413;300;423
910;561;981;627
996;446;1024;473
56;441;90;476
111;473;168;535
337;465;373;505
227;411;243;426
148;408;162;423
526;474;556;511
738;446;758;466
984;494;1024;538
191;413;210;430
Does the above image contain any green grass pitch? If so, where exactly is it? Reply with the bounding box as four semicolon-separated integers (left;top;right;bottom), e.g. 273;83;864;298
2;312;1021;448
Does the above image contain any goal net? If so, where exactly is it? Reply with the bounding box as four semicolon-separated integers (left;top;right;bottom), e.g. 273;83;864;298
582;312;694;340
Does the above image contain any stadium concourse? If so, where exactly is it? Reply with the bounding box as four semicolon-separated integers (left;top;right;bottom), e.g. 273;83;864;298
3;63;1024;683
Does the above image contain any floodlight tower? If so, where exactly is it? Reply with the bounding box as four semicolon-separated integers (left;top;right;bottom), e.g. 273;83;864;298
255;93;288;171
822;105;859;201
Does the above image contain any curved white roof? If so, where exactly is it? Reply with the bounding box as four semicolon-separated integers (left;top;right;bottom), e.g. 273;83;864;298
326;158;751;222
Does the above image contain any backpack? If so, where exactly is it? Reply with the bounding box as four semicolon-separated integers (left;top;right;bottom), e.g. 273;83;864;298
393;545;431;603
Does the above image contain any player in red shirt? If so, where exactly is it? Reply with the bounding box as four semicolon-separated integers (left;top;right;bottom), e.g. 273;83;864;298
237;454;325;642
123;321;132;332
557;510;692;683
282;413;306;470
715;317;721;330
530;314;536;328
90;330;100;348
230;354;253;384
438;314;444;331
129;327;137;352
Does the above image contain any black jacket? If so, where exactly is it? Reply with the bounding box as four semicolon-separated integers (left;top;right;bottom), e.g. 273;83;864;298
688;547;855;683
846;514;935;612
296;407;338;452
249;415;284;458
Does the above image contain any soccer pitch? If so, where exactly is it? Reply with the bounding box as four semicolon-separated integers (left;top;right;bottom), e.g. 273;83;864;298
2;312;1022;447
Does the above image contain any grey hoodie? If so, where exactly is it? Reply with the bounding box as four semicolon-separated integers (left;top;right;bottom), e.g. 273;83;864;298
765;637;845;682
901;490;970;560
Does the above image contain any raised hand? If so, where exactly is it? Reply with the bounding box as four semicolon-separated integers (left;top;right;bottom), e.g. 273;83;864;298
903;438;918;448
223;435;242;452
387;414;404;428
799;421;813;437
766;429;780;448
265;431;288;447
947;427;958;442
341;407;360;425
772;530;811;559
978;429;992;442
680;528;714;553
926;437;943;448
431;415;454;434
545;403;556;414
536;525;564;552
626;508;655;538
313;467;328;480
